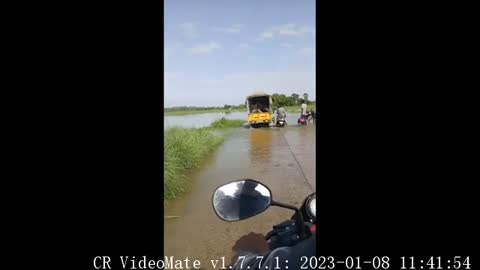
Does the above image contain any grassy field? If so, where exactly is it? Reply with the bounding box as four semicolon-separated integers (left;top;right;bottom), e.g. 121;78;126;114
164;118;245;204
283;105;317;113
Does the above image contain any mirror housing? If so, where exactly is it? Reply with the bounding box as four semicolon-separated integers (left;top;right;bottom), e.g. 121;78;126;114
212;179;272;222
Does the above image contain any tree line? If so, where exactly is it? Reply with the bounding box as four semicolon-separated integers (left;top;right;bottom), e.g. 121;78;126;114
271;92;314;108
164;92;314;111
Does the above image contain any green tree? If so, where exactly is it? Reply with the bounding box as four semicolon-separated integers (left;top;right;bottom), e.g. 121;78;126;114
303;93;308;103
291;93;300;104
272;93;289;108
284;96;292;106
271;94;278;108
280;94;289;107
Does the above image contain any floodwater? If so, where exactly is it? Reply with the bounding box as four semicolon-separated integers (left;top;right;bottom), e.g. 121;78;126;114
164;112;246;129
164;122;315;268
164;111;308;129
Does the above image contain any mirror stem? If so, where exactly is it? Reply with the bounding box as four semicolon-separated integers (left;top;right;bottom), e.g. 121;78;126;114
271;200;298;211
271;200;307;239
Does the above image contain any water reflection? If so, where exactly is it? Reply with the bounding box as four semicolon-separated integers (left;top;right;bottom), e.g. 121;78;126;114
248;129;273;169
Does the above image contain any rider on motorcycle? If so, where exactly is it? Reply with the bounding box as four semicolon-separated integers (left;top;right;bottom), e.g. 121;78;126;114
274;107;287;126
277;107;286;118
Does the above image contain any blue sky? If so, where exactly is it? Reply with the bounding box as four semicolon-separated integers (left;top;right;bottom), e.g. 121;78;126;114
165;0;316;107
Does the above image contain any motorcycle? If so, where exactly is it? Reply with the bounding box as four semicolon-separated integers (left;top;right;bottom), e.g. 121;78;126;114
298;116;307;126
276;114;287;127
212;179;316;251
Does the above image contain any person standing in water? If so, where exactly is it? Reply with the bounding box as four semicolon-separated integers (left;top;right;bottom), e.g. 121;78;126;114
300;102;308;124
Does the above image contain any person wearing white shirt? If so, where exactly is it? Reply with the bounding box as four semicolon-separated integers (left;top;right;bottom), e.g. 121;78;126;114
300;103;308;124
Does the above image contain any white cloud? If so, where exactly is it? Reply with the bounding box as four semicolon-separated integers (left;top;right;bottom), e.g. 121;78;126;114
262;31;274;38
277;24;311;36
176;22;196;38
257;31;274;41
257;23;314;41
214;24;243;33
190;42;222;54
239;43;252;49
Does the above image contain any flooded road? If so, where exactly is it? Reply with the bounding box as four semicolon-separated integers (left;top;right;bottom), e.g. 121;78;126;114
164;111;308;130
164;124;315;268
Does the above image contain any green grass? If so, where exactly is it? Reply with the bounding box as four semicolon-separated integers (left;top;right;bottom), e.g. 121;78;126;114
164;118;246;204
209;117;245;129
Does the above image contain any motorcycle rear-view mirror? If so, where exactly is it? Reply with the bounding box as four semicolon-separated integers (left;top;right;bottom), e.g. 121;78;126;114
212;179;272;222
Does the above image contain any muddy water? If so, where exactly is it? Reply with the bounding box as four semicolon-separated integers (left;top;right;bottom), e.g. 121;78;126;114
164;125;315;268
164;112;246;129
164;111;310;129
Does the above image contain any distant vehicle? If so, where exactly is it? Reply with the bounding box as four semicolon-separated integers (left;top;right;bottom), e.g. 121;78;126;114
246;91;273;128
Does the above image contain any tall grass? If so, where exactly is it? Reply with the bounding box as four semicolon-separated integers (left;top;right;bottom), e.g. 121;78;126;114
164;118;245;204
209;117;245;129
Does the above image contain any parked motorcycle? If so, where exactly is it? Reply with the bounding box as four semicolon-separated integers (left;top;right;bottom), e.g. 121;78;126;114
212;179;316;250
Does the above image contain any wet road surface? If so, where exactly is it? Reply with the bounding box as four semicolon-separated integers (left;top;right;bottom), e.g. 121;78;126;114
164;124;315;268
